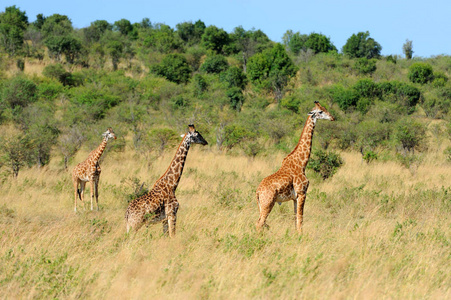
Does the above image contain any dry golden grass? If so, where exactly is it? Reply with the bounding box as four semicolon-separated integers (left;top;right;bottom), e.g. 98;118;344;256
0;145;450;299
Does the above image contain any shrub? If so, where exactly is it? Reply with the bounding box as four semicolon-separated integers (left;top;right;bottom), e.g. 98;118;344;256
363;150;378;163
353;78;381;99
223;124;254;149
150;53;191;84
226;87;245;111
408;62;434;84
192;74;208;97
280;95;302;113
220;66;247;89
432;72;448;88
1;77;38;109
394;118;427;153
200;54;229;73
380;81;420;114
307;150;343;180
354;58;377;74
329;85;358;111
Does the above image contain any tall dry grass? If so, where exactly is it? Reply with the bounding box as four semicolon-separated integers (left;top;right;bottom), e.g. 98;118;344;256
0;145;450;299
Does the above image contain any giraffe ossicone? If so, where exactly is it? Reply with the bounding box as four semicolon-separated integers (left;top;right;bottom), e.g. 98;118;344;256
125;124;208;237
255;101;334;233
72;127;116;212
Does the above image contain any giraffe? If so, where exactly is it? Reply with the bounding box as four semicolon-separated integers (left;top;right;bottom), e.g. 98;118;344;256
125;124;208;237
256;101;335;233
72;127;116;212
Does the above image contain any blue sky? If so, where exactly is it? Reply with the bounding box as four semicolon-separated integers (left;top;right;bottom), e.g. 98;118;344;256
3;0;450;58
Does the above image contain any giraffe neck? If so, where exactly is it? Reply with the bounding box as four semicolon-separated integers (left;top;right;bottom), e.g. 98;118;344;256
157;136;191;192
89;138;108;164
284;115;316;171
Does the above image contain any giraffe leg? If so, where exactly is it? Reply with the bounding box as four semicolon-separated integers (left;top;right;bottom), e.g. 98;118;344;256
162;220;169;235
94;178;99;211
256;191;275;231
73;178;79;212
166;200;179;238
90;180;95;211
293;199;298;223
295;193;306;233
294;178;309;233
79;181;86;210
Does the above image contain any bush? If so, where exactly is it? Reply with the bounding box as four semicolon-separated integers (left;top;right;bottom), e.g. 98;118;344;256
1;77;38;109
394;118;427;153
380;81;420;114
363;150;378;163
354;58;377;75
329;85;358;111
408;62;434;84
432;72;448;88
200;54;229;73
223;124;254;149
226;87;245;111
220;66;247;89
353;78;381;99
150;53;192;84
280;95;302;113
307;150;343;180
192;74;208;97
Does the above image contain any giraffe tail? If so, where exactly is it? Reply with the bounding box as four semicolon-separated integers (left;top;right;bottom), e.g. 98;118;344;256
77;188;82;200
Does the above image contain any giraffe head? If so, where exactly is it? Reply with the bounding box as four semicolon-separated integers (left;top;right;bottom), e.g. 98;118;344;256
308;101;335;121
102;127;117;141
184;124;208;145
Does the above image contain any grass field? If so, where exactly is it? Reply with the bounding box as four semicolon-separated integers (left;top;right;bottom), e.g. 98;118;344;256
0;143;450;299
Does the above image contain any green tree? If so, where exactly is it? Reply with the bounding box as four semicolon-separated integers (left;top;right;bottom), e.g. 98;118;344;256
0;5;28;56
0;128;33;177
342;31;382;59
329;85;358;111
220;66;247;90
150;53;191;84
176;20;206;45
230;26;271;72
142;24;183;53
45;35;82;63
354;58;377;75
106;40;123;71
58;126;85;170
113;19;133;36
20;102;59;167
408;62;434;84
200;54;229;73
395;118;426;154
304;32;336;54
192;74;208;97
201;25;230;54
307;150;343;180
282;30;307;55
226;87;245;111
148;128;178;154
83;20;112;44
32;13;46;30
40;14;73;38
403;39;413;59
1;76;38;119
247;43;297;101
223;124;254;149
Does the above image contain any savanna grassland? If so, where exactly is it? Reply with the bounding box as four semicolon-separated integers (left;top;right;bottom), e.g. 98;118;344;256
1;5;451;299
0;138;450;299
